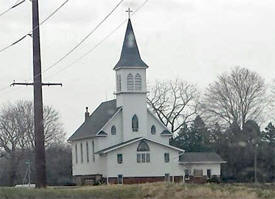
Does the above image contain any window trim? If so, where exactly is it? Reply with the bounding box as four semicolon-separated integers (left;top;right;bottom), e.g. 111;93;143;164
132;114;139;132
117;154;123;164
75;144;78;164
134;73;142;91
164;153;170;163
137;140;150;152
86;141;89;163
80;142;83;163
111;125;116;135
151;125;156;135
127;73;134;91
137;152;150;163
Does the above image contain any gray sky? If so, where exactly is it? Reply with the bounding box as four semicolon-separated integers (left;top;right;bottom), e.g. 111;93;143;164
0;0;274;137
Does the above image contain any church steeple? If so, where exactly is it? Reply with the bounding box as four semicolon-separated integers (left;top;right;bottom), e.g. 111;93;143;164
114;18;148;69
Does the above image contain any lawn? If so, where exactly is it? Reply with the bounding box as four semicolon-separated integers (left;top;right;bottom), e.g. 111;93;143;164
0;183;274;199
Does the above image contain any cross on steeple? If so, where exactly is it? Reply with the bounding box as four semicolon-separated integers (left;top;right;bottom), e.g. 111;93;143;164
126;8;133;19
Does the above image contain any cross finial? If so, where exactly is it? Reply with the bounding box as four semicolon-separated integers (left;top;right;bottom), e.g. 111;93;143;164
126;8;133;19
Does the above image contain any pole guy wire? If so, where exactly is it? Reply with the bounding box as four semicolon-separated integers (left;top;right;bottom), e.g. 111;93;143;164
46;0;149;80
0;0;69;54
40;0;124;77
0;0;25;18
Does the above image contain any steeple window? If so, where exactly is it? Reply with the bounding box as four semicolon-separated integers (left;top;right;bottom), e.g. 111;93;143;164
127;73;134;91
135;73;142;90
117;74;121;92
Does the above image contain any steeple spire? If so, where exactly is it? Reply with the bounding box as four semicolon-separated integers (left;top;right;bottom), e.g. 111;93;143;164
114;14;148;69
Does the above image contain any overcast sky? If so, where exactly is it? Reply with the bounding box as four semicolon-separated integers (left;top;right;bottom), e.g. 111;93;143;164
0;0;274;138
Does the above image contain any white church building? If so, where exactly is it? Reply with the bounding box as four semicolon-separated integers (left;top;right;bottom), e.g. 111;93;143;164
68;17;225;185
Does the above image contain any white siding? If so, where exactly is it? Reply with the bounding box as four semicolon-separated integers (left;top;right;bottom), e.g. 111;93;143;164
95;111;123;152
185;163;221;176
105;140;185;177
72;140;107;176
146;111;170;145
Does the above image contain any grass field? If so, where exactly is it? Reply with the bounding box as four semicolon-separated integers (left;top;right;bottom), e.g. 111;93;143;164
0;183;274;199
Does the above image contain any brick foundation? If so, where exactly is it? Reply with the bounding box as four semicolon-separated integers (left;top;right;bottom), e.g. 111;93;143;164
73;174;103;185
105;176;184;184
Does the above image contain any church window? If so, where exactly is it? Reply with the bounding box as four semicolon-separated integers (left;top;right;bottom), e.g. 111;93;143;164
132;114;139;132
151;125;156;135
111;125;116;135
135;73;142;90
86;141;89;163
92;140;95;162
137;141;150;151
164;153;170;163
117;74;121;92
137;154;141;163
127;73;134;91
75;144;78;164
137;141;150;163
117;154;123;164
80;142;83;163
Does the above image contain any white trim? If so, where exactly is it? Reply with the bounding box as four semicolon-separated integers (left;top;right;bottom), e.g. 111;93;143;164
145;137;184;152
114;91;148;95
100;138;143;154
147;109;172;135
95;108;122;136
114;66;148;71
179;161;226;164
99;137;184;154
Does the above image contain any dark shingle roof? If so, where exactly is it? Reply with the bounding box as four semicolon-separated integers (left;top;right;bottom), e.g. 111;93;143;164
68;99;119;141
161;130;172;135
114;19;148;69
179;152;225;163
95;137;184;155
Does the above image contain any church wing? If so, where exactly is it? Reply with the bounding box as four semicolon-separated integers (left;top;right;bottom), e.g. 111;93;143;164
68;99;120;141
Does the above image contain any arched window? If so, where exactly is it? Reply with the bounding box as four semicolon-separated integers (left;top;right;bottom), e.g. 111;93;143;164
132;115;139;132
151;125;156;135
137;141;150;163
135;73;142;90
137;141;150;151
116;74;121;92
127;73;134;91
111;125;116;135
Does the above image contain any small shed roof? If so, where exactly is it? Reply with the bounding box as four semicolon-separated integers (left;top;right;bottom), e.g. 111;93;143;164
179;152;226;164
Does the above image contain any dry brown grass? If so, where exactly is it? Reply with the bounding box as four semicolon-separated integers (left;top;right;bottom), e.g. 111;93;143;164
0;182;274;199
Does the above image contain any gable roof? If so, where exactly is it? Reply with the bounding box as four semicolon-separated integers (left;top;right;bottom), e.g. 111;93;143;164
95;137;142;155
68;99;120;141
179;152;226;164
114;19;148;69
147;109;172;136
95;137;184;155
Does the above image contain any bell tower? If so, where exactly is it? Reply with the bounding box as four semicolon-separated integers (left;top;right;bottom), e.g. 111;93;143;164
114;10;148;141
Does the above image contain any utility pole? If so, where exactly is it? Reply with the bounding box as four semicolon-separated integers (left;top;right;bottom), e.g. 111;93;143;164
254;143;258;184
11;0;62;188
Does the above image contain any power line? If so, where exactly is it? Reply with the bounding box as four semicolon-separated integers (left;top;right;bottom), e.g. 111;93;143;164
0;0;25;18
46;0;149;80
41;0;124;76
0;0;69;54
0;0;123;95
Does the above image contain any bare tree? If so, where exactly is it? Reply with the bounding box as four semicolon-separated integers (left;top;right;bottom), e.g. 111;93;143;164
0;100;65;186
200;67;267;128
147;79;199;134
